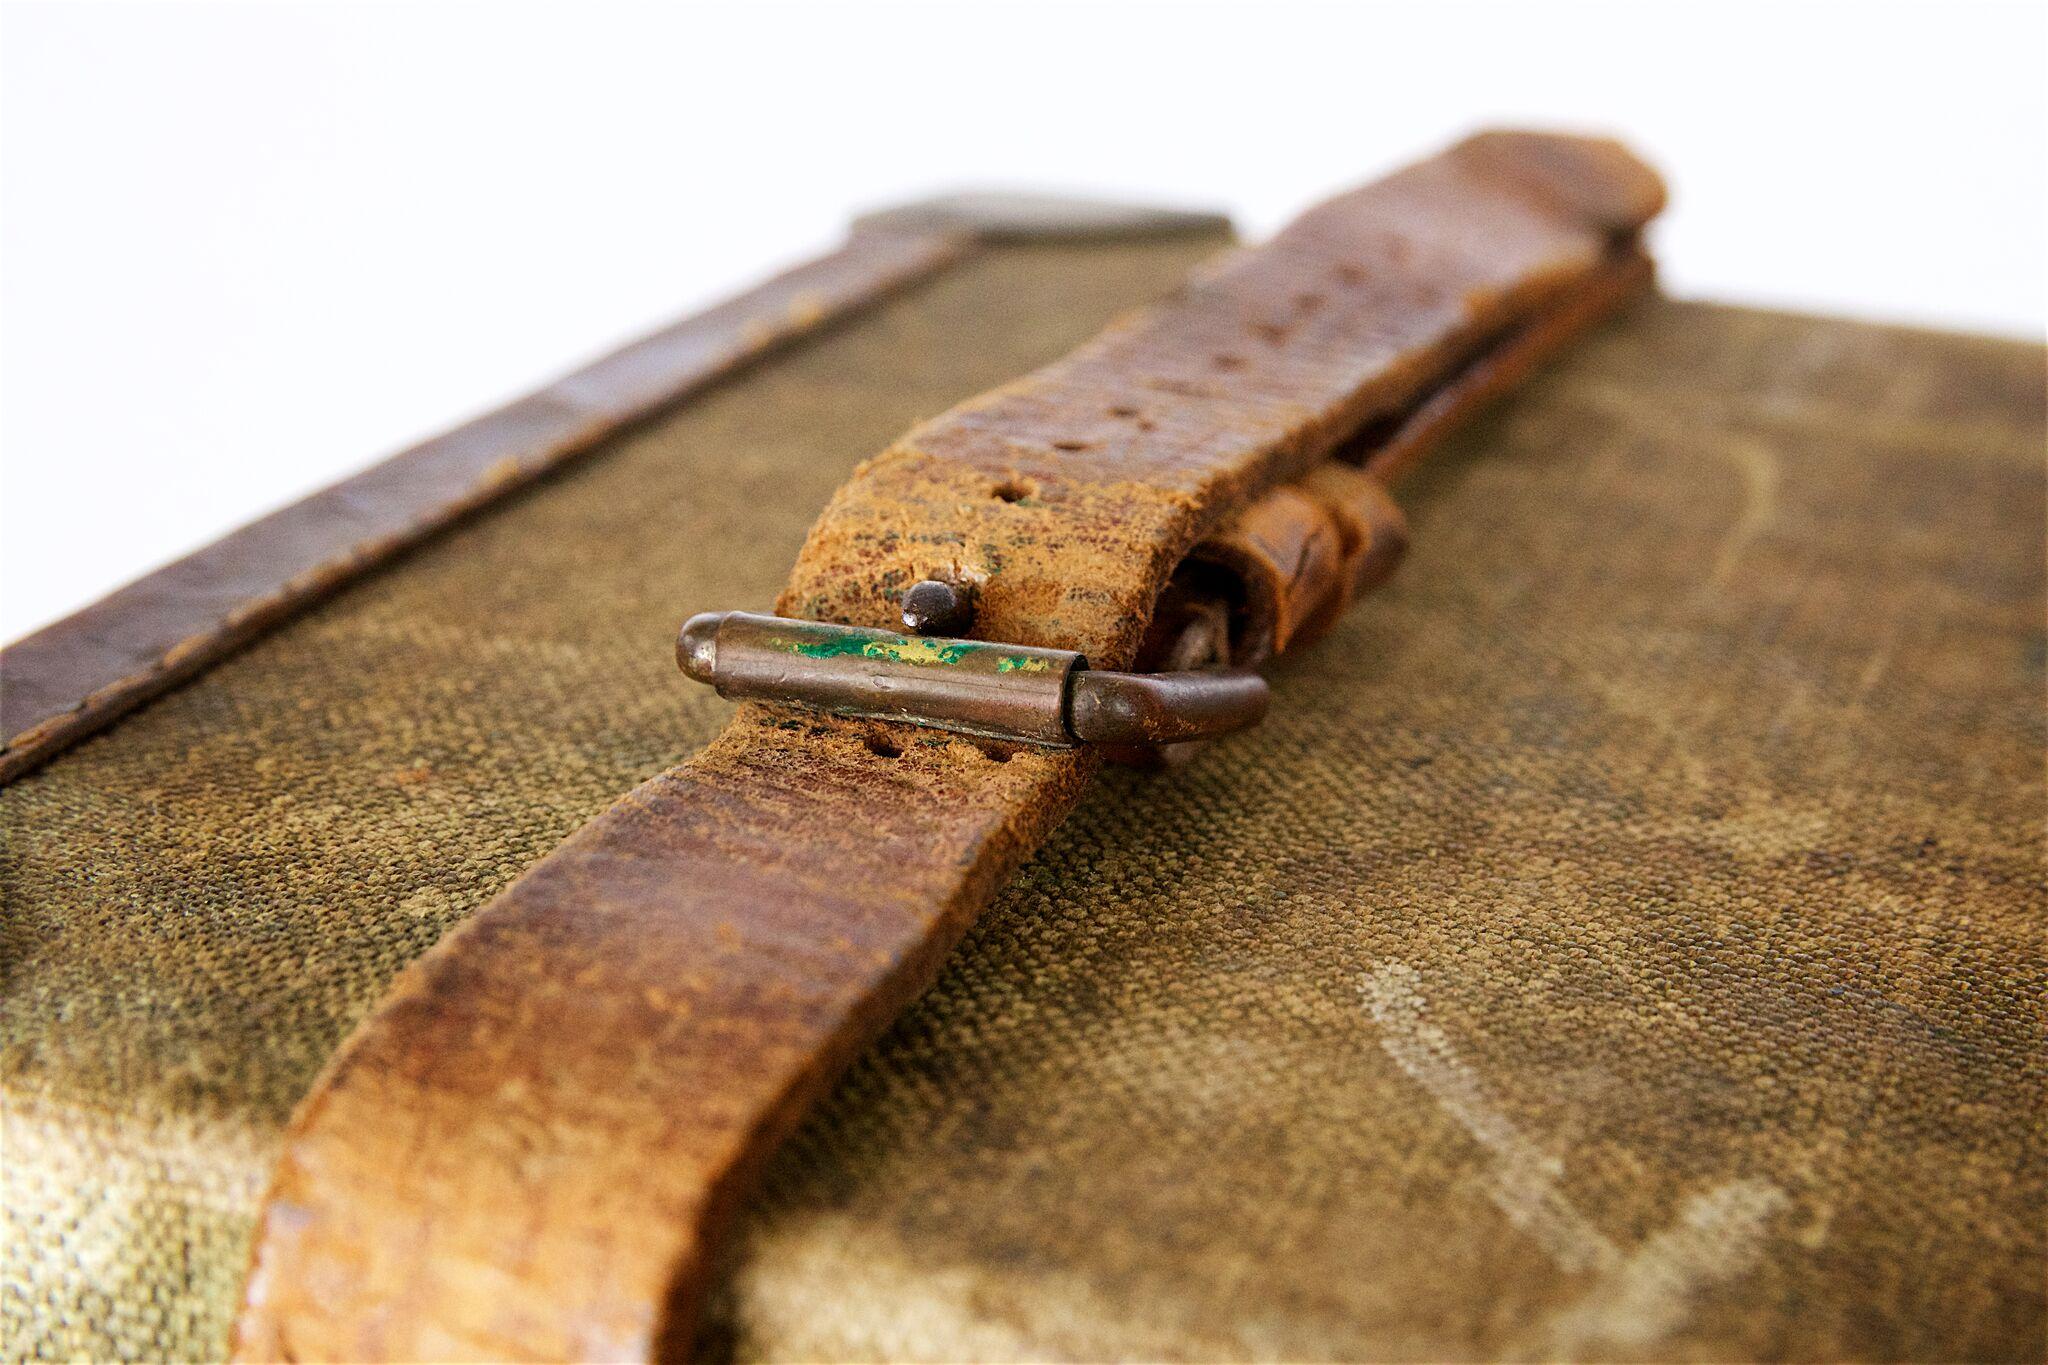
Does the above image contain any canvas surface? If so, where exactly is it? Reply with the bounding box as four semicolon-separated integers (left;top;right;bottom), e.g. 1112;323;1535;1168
2;233;2042;1360
0;234;1227;1361
711;304;2047;1361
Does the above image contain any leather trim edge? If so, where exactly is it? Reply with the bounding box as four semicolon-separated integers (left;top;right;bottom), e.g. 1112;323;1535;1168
0;226;970;785
852;191;1233;242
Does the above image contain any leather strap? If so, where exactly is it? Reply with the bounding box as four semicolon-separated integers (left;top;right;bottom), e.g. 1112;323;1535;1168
0;231;966;786
780;131;1660;667
234;131;1664;1361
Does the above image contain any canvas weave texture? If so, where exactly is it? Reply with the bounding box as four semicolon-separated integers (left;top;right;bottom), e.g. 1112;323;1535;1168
3;235;2043;1360
710;304;2046;1362
0;235;1227;1361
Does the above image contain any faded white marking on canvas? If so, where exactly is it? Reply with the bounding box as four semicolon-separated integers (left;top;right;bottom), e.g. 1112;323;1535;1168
1360;961;1618;1274
1539;1177;1789;1355
1359;962;1789;1354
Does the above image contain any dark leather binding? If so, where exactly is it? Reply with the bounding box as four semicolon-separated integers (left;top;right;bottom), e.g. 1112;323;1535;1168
0;231;969;786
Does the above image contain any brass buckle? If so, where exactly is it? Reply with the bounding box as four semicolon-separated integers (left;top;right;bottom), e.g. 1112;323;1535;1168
675;606;1268;749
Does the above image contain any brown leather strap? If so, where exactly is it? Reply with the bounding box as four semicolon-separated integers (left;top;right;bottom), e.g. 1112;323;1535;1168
234;132;1664;1361
781;130;1661;669
0;230;965;786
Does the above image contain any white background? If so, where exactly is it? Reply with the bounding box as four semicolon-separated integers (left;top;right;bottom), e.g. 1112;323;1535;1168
2;0;2043;640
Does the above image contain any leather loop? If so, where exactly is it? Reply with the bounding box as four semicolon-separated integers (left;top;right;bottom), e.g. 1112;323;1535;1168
1185;486;1351;665
1285;463;1412;653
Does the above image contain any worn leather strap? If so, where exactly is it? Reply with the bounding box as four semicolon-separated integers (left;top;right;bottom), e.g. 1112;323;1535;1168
0;231;968;786
235;131;1664;1361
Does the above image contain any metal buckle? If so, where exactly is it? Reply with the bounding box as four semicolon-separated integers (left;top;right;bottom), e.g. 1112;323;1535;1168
675;601;1268;749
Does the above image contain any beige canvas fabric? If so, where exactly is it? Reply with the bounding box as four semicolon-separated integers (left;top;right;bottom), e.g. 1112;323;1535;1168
711;305;2046;1362
2;227;2042;1360
0;236;1225;1360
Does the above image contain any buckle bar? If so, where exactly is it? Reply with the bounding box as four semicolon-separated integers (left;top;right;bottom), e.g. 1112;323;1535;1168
676;610;1268;749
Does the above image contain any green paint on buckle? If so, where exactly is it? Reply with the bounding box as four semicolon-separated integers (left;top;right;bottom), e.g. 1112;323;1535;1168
777;633;974;666
862;638;975;666
777;634;877;661
774;624;1052;673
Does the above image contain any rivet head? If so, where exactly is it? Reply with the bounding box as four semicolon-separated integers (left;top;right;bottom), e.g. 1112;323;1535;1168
901;579;976;637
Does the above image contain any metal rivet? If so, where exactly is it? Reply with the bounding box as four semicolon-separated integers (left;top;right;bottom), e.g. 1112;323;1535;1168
901;579;976;637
